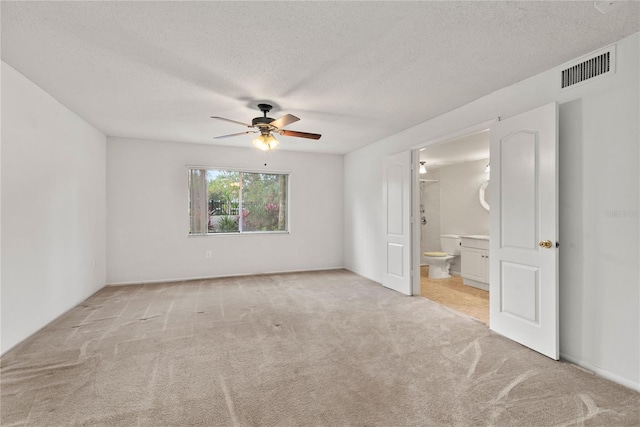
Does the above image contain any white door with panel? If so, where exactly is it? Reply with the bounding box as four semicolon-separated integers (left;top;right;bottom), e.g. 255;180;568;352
382;151;412;295
490;102;559;360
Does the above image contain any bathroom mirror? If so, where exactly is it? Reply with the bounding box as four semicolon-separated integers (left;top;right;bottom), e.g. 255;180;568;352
479;180;490;212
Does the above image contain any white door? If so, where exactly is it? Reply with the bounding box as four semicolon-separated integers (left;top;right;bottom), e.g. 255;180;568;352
382;151;412;295
490;102;559;360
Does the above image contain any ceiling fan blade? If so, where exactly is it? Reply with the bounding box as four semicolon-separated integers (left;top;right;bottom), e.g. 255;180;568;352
269;114;300;129
280;130;322;140
210;116;252;127
214;131;257;139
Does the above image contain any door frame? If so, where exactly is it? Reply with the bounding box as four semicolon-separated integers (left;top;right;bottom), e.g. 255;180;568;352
410;119;498;296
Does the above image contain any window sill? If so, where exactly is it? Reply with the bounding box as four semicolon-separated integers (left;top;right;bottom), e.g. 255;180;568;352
188;231;290;237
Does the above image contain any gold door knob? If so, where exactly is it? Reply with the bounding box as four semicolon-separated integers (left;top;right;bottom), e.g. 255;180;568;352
539;240;552;249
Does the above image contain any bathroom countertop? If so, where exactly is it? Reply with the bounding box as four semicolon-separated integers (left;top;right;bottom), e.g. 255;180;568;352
462;234;490;240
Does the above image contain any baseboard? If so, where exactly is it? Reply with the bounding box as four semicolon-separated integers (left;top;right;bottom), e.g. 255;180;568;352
560;352;640;392
107;266;347;286
462;277;489;291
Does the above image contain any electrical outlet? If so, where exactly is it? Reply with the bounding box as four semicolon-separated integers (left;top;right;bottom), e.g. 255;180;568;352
206;251;212;258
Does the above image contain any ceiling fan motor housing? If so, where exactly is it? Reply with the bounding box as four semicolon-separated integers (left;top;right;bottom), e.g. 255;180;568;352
252;116;274;127
253;103;275;127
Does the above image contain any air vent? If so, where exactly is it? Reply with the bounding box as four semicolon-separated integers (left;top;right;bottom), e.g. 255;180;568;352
560;46;615;90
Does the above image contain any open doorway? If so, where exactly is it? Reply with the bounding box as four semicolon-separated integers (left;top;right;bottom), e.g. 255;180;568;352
405;104;559;358
417;130;491;324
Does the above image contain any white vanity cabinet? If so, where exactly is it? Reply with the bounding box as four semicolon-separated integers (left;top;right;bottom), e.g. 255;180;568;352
461;236;490;291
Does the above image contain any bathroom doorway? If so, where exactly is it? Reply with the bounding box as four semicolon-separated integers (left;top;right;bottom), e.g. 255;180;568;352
417;129;491;324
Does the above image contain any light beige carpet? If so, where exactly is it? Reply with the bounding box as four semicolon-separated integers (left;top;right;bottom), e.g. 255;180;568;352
1;269;638;426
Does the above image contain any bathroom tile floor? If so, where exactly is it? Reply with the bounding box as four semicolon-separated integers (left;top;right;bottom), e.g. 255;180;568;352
420;266;489;325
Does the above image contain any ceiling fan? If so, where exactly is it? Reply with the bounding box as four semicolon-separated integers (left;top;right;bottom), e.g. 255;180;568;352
211;104;321;151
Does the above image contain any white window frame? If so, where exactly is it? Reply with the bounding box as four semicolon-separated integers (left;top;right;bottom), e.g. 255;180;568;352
187;165;291;236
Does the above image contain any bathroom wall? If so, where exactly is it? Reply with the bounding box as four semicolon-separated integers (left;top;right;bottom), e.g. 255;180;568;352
439;158;490;236
420;159;489;274
419;169;441;262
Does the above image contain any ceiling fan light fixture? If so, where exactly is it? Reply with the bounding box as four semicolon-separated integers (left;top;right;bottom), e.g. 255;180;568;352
252;132;279;151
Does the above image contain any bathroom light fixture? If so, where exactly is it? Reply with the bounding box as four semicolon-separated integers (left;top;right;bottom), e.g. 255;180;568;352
419;161;427;174
252;132;280;151
485;163;491;173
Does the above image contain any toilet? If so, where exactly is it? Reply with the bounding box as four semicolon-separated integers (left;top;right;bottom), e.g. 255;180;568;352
423;234;462;279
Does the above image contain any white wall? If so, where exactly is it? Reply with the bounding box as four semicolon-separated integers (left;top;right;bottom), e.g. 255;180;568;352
1;62;107;354
344;33;639;389
439;158;490;236
107;138;344;284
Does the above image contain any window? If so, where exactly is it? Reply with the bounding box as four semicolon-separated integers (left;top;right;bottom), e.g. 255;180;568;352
188;168;288;235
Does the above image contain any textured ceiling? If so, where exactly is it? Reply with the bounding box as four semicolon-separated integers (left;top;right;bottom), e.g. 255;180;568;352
2;1;639;154
420;131;489;169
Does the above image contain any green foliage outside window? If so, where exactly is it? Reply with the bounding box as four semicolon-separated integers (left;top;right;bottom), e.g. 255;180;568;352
189;168;288;234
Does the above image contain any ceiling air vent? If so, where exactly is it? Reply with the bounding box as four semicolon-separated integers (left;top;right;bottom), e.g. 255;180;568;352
560;46;615;90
